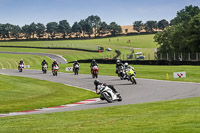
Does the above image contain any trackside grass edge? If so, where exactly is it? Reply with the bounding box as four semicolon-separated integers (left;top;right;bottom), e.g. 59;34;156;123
0;97;200;133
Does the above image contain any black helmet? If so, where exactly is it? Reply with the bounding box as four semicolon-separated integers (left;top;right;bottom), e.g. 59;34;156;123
43;59;46;62
94;79;99;86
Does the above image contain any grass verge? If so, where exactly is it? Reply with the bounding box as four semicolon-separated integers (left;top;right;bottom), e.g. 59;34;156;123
0;97;200;132
0;74;97;113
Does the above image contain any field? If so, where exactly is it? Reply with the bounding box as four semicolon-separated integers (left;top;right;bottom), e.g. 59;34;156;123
0;34;157;61
1;97;200;132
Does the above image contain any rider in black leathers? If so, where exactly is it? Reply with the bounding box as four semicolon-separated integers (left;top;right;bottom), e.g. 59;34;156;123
41;59;48;71
90;59;98;73
94;79;118;94
73;60;80;72
116;60;123;74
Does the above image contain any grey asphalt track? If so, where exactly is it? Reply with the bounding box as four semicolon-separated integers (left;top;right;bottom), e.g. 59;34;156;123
0;51;67;64
0;69;200;116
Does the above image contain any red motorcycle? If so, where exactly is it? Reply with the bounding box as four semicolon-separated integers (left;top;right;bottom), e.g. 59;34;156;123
92;66;99;78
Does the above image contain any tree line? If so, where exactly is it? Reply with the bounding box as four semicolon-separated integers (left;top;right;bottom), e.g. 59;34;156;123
0;14;171;40
154;5;200;53
0;15;122;40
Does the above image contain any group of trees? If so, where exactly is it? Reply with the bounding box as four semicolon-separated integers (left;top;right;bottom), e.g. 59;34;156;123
0;15;122;40
154;5;200;53
133;19;169;33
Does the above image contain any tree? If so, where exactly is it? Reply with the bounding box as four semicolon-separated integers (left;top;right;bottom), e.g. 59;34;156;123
36;23;45;39
79;19;93;37
10;25;21;39
98;21;109;36
22;24;31;39
86;15;101;37
29;22;37;39
158;19;169;30
46;22;58;39
72;22;82;38
144;21;157;33
1;23;13;38
170;5;200;25
59;20;71;38
133;21;143;33
108;22;122;36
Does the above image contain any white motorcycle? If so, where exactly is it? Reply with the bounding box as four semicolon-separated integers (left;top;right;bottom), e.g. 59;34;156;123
18;64;24;72
74;64;79;75
96;84;122;103
42;64;48;74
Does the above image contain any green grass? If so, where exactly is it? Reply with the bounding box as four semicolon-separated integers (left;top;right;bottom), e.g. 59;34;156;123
1;97;200;132
0;47;156;62
0;34;157;61
0;34;156;49
0;74;97;113
0;53;52;70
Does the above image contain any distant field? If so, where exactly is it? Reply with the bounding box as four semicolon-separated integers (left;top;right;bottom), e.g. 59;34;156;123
0;34;156;49
0;35;157;61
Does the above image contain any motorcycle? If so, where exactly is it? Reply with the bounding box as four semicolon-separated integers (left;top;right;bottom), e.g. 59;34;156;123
96;84;122;103
18;64;24;72
126;68;137;84
92;66;98;78
52;65;59;76
118;66;125;80
74;64;79;75
42;64;48;74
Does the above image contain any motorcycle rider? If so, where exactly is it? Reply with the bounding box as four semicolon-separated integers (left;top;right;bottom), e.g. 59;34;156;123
73;60;80;72
41;59;48;71
94;79;118;94
52;59;59;71
18;58;24;69
116;60;123;75
124;62;136;79
90;59;98;73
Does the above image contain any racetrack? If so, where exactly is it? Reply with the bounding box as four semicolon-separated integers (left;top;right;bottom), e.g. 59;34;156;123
0;69;200;116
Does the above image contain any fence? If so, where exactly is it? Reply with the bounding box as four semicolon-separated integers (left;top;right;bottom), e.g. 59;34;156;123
156;53;200;61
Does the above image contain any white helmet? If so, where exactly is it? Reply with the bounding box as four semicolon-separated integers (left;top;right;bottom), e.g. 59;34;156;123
124;62;128;67
117;60;120;63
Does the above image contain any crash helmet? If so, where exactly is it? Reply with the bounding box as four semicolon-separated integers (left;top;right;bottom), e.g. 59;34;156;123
124;62;128;67
92;59;95;62
94;79;99;86
43;59;46;62
20;58;23;61
116;60;120;63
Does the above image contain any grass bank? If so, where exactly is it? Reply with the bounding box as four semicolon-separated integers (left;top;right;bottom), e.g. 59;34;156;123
1;97;200;132
0;74;97;113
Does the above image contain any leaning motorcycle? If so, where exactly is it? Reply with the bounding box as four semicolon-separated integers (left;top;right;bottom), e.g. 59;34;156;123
18;64;24;72
42;64;48;74
126;68;137;84
52;65;59;76
74;64;79;75
97;84;122;103
92;66;98;78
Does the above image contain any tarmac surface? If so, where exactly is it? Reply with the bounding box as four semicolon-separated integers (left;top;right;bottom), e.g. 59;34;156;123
0;69;200;116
